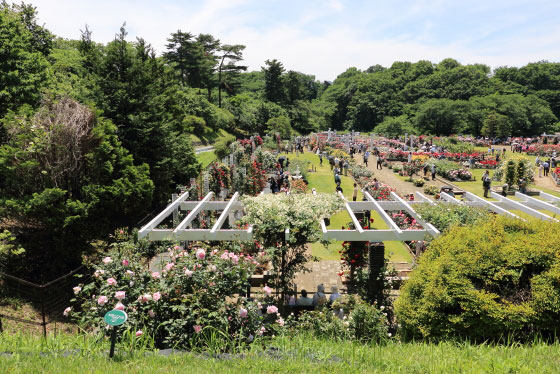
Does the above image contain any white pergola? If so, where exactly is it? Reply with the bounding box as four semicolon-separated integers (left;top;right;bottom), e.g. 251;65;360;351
439;190;559;222
139;188;559;243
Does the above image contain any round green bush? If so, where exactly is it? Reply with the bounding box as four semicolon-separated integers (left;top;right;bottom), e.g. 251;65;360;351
395;216;560;342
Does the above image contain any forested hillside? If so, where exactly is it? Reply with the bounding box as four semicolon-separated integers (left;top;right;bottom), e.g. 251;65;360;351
1;2;559;278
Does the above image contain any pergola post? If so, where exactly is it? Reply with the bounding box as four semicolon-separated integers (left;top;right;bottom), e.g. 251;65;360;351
367;242;385;305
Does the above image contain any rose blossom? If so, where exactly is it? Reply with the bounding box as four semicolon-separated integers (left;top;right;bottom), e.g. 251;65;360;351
194;325;202;334
135;330;143;337
73;286;81;295
126;270;134;276
140;294;152;303
165;263;174;271
102;257;112;265
184;268;193;277
263;286;272;296
276;317;285;326
97;296;108;306
122;259;129;266
266;305;278;314
115;302;125;311
115;291;126;300
63;307;71;316
107;278;117;286
195;249;206;260
151;272;160;279
94;269;105;278
148;310;155;318
153;291;161;301
239;308;248;318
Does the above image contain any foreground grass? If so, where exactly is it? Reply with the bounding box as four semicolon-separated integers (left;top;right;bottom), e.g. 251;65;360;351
1;333;559;373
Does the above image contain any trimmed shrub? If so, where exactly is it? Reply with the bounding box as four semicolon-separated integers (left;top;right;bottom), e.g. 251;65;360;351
396;216;560;342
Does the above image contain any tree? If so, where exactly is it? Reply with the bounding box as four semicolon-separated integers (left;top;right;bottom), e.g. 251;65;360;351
262;59;286;103
164;30;202;87
217;44;247;108
482;111;511;138
196;33;220;100
0;3;50;117
0;98;153;277
267;116;292;138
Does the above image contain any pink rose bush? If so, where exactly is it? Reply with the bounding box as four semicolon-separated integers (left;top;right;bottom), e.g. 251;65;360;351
69;239;278;349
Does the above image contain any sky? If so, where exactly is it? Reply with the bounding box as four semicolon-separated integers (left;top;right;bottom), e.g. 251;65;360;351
29;0;560;81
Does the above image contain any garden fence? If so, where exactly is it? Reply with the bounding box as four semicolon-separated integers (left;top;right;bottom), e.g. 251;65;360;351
0;266;89;337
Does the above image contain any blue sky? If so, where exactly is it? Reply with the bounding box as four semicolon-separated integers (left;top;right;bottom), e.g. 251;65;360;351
31;0;560;81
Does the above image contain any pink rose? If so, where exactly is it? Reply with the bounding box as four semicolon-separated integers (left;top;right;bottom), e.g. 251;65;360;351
165;263;174;271
102;257;112;265
151;272;160;279
97;296;108;306
194;325;202;334
135;330;143;337
266;305;278;314
196;249;206;260
184;268;193;278
263;286;272;296
140;294;152;303
239;308;248;318
107;278;117;286
276;317;285;326
126;270;134;276
122;259;129;266
257;326;265;336
231;255;239;265
63;307;71;316
73;286;81;295
115;291;126;300
153;292;161;301
94;269;105;278
115;302;125;311
220;252;229;260
148;309;155;318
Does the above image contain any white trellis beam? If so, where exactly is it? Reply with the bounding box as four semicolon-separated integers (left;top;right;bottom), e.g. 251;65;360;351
138;190;190;239
440;191;463;205
415;192;436;205
515;192;560;216
322;229;428;241
537;191;560;204
174;192;214;233
464;192;522;220
338;191;364;234
390;192;440;237
490;192;557;221
210;192;239;233
363;191;402;234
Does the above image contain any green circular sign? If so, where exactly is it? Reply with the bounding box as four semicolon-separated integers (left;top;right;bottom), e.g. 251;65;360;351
104;310;128;326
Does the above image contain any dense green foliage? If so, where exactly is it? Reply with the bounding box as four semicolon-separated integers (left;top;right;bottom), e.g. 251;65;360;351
311;60;559;136
413;203;490;233
396;217;560;342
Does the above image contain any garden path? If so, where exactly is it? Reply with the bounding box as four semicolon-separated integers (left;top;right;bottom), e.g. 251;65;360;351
533;174;560;191
353;157;447;196
293;259;345;295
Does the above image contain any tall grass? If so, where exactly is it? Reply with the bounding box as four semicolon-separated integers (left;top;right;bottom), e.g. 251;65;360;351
1;332;559;373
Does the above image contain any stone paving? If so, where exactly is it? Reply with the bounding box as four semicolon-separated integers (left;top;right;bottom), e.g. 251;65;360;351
293;260;344;295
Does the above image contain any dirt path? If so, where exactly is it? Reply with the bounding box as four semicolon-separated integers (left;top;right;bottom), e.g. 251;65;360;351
355;158;447;196
533;173;560;192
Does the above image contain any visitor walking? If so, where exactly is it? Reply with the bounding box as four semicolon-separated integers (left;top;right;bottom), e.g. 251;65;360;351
544;161;550;176
482;170;491;198
431;164;436;181
352;183;358;201
363;150;370;167
376;154;383;170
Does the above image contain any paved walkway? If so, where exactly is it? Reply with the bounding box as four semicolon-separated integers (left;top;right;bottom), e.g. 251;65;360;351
293;260;344;294
533;173;560;191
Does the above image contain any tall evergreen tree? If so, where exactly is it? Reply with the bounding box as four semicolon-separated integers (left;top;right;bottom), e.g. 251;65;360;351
262;59;286;103
217;44;247;108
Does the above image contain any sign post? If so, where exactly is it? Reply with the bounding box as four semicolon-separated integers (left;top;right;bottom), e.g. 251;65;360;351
104;310;128;358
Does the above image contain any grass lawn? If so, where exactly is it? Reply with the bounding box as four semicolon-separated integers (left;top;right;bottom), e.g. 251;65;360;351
197;151;217;169
2;333;559;373
190;128;234;145
284;152;412;263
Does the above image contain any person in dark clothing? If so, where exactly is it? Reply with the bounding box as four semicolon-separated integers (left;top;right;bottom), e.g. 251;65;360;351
269;176;278;193
335;182;343;194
